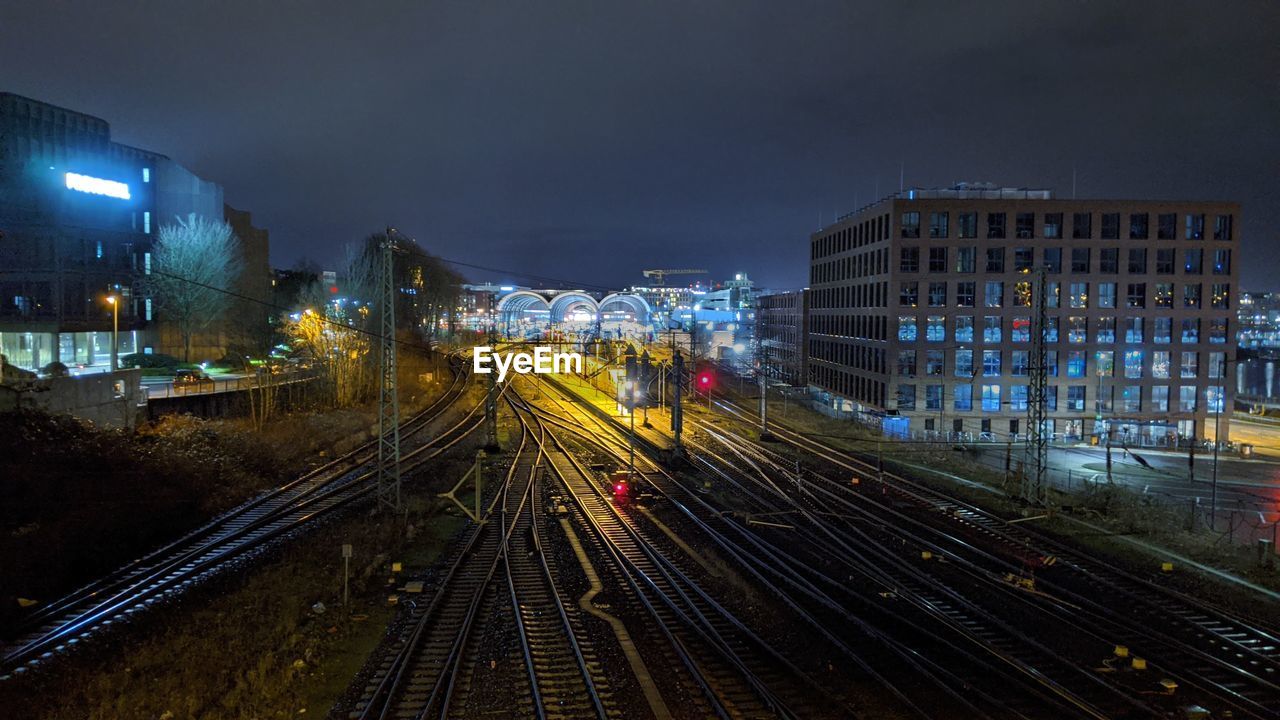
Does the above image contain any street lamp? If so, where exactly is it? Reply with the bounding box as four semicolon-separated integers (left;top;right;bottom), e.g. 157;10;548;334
106;294;119;372
1209;354;1237;532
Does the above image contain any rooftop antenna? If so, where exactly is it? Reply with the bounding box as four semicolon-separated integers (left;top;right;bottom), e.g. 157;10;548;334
899;160;905;192
1072;164;1078;199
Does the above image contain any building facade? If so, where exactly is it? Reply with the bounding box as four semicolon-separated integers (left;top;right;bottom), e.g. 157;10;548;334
808;185;1239;444
757;289;808;386
0;92;264;370
0;92;158;370
1237;291;1280;351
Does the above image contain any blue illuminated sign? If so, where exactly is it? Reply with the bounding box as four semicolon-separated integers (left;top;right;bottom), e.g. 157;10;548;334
65;172;131;200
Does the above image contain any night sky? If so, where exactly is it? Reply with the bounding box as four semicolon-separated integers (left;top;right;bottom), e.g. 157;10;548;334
3;1;1277;291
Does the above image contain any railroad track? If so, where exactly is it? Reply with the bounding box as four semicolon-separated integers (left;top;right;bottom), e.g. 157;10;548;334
352;399;607;720
707;396;1280;719
508;389;816;719
1;357;476;677
533;374;1121;719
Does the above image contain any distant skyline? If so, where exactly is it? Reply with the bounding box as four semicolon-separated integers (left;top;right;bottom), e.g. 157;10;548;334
2;1;1277;290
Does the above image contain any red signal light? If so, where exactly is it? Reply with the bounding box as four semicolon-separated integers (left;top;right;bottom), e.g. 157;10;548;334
697;371;713;388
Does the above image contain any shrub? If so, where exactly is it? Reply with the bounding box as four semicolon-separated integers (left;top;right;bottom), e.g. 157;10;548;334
120;352;182;370
41;361;69;377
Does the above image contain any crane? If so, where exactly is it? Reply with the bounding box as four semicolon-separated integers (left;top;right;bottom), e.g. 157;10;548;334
642;268;708;286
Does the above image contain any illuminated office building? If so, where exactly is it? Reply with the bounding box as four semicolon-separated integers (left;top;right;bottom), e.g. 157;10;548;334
0;91;230;370
808;183;1239;443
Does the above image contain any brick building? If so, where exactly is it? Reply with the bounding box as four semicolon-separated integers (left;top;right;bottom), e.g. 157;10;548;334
808;184;1239;444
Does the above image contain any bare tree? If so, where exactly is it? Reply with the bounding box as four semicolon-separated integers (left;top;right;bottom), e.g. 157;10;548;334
149;213;244;361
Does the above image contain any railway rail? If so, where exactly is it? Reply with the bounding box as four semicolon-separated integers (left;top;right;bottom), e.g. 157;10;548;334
1;356;476;677
508;389;822;719
533;374;1121;719
352;393;606;720
707;394;1280;719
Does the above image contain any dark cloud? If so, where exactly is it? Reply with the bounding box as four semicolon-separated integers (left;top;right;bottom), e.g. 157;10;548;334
2;0;1276;289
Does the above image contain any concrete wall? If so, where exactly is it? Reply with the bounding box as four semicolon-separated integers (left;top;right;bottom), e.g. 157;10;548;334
0;368;145;428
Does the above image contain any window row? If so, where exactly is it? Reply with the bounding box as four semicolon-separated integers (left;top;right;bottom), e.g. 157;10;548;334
896;315;1229;345
899;211;1234;242
895;348;1229;381
809;363;886;407
896;382;1225;414
899;280;1231;310
811;313;887;342
811;214;891;259
811;282;888;310
898;245;1231;276
813;248;889;283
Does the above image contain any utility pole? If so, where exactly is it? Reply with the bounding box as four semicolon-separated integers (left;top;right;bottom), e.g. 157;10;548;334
671;349;685;453
1022;265;1049;505
376;228;402;513
758;335;774;441
624;346;638;480
640;349;652;427
484;297;499;451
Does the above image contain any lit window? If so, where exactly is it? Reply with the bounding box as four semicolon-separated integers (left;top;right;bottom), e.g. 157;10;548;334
1124;350;1144;379
1124;318;1143;343
1181;318;1199;344
954;384;973;411
898;316;917;342
1011;351;1029;376
1067;316;1087;343
982;350;1001;377
1206;386;1225;413
955;315;974;342
981;384;1001;412
1011;316;1030;342
1151;386;1169;412
1095;317;1115;344
143;167;151;183
983;316;1002;343
1179;386;1197;412
1010;384;1029;411
1180;352;1198;378
1067;351;1086;378
927;316;946;342
1095;351;1114;377
1153;318;1172;344
144;211;151;234
984;281;1003;307
1152;351;1171;379
1122;386;1142;413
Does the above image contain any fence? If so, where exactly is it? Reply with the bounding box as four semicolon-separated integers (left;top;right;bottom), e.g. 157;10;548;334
143;371;319;400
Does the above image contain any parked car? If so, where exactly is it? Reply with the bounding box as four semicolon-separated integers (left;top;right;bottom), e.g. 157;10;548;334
173;368;215;393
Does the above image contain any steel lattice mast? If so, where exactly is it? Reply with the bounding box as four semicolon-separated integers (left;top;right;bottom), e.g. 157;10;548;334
377;227;402;512
1023;265;1049;505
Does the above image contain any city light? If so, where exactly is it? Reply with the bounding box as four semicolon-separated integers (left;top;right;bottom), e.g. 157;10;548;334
65;172;131;200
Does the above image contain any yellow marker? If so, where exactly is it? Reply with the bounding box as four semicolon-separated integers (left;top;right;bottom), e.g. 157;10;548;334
391;562;402;573
1131;657;1147;671
1161;562;1174;573
1114;645;1130;658
921;550;933;560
